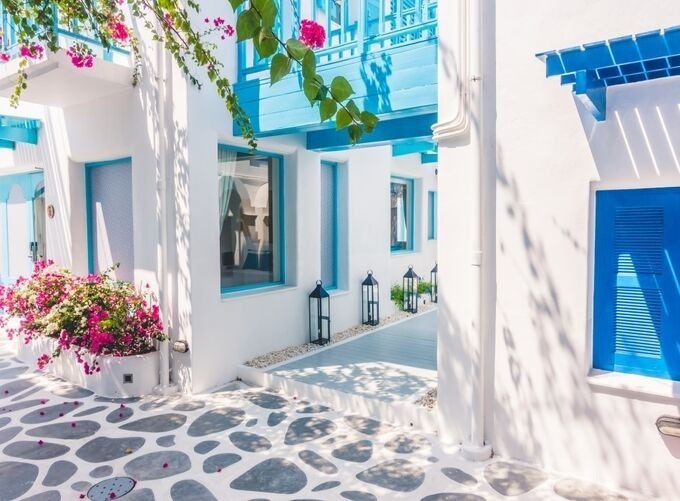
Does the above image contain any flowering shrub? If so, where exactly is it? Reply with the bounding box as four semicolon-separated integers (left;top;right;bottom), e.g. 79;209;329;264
19;43;44;60
0;261;166;375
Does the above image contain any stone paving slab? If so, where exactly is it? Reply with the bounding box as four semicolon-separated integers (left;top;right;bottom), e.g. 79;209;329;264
0;336;641;501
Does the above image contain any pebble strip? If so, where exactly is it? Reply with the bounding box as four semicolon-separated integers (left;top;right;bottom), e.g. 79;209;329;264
415;388;438;410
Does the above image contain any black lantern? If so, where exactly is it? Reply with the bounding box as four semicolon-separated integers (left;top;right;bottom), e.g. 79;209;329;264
361;270;380;326
309;280;331;345
430;263;438;303
403;265;419;313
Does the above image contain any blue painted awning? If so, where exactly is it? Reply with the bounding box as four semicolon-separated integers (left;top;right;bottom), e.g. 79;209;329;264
0;115;41;149
536;26;680;120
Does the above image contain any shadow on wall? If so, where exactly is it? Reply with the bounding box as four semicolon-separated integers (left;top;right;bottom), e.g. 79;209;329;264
578;78;680;185
493;77;680;497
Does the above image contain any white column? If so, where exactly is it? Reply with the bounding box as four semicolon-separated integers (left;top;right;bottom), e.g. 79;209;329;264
433;0;494;460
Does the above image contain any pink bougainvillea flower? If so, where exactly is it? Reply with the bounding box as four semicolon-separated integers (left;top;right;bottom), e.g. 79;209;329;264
66;42;95;68
0;52;10;63
38;440;44;446
19;43;44;60
107;15;130;43
164;13;174;28
299;19;326;49
225;25;235;37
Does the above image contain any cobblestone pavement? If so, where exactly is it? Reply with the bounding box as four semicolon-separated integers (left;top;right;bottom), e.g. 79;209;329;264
0;340;638;501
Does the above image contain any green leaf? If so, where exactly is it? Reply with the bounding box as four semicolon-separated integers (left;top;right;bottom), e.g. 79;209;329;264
252;0;278;28
330;76;354;102
303;75;324;104
301;50;316;79
229;0;247;9
254;26;278;58
335;108;352;129
319;98;337;122
270;53;292;85
346;99;361;120
236;9;260;42
360;111;380;133
348;124;363;144
285;38;309;61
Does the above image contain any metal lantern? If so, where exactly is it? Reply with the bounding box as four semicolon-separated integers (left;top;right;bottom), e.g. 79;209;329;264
309;280;331;345
361;270;380;326
430;263;438;303
403;265;419;313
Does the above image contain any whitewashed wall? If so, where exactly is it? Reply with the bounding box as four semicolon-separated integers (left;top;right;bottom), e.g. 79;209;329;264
439;1;680;498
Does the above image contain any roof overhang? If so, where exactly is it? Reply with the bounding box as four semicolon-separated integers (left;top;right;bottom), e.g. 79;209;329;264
537;25;680;121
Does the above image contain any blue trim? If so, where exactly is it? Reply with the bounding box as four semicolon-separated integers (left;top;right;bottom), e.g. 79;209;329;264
537;25;680;121
320;161;338;289
390;176;415;252
392;140;437;157
84;157;132;274
0;140;15;150
421;152;438;164
427;190;436;240
307;112;437;151
218;145;286;295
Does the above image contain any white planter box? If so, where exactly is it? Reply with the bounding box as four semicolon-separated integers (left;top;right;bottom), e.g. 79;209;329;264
12;334;159;398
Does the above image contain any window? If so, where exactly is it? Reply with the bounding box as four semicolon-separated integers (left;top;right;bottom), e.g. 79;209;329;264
320;162;338;289
218;147;283;293
428;191;437;240
390;177;413;251
593;187;680;381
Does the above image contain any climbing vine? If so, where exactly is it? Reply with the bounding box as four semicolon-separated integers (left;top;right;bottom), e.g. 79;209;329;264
0;0;378;147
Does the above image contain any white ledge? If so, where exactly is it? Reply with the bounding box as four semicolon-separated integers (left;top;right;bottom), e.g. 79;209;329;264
588;369;680;403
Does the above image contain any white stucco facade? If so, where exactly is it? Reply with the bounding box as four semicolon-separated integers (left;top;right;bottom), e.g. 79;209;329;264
436;1;680;498
0;2;438;395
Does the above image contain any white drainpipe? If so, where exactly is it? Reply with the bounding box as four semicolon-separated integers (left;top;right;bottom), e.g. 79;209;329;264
155;36;175;395
433;0;493;461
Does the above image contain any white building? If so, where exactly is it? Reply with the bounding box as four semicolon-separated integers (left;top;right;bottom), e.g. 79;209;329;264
1;0;679;498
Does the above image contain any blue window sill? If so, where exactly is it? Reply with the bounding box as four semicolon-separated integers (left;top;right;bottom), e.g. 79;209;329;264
327;288;350;298
391;249;417;255
588;369;680;404
220;283;296;302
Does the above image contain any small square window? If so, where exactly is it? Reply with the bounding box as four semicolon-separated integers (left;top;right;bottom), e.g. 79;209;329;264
391;177;414;252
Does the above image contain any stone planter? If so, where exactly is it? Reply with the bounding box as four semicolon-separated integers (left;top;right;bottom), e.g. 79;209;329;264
12;334;159;398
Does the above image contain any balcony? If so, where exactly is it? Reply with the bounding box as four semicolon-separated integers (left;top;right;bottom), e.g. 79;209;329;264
234;0;438;150
0;7;132;107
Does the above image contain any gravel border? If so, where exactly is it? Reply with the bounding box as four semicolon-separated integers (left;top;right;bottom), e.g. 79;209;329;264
244;303;437;369
415;387;438;410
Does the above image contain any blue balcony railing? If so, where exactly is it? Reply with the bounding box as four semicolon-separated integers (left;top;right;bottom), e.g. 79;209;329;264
238;0;437;80
0;5;128;61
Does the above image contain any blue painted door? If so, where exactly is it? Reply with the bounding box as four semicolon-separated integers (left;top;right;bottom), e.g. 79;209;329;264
593;187;680;380
86;159;135;282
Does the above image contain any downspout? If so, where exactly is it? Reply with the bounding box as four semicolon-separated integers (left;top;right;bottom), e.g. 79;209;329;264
461;0;491;460
432;0;493;460
155;35;175;395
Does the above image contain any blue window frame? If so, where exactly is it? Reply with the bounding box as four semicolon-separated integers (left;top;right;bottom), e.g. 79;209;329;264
593;187;680;381
320;162;338;289
85;158;135;282
218;146;285;294
390;176;414;252
427;190;437;240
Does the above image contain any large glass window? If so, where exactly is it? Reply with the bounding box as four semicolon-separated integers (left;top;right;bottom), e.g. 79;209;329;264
390;177;413;251
218;148;282;292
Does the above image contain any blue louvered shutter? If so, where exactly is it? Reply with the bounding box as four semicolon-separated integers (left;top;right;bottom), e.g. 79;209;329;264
593;188;680;380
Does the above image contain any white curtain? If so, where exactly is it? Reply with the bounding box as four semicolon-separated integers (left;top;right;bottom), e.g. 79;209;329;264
218;149;238;230
396;191;407;242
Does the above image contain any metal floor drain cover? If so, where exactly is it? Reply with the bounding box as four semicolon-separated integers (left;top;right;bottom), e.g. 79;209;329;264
87;477;136;500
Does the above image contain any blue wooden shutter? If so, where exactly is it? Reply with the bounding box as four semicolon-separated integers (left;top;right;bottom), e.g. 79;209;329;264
594;188;680;380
